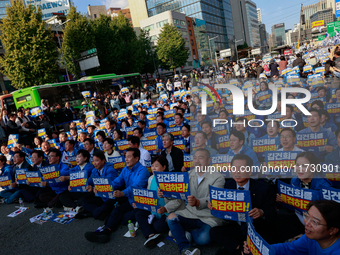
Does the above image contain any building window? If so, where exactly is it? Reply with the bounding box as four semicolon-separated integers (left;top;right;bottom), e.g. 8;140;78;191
157;19;168;28
191;39;194;46
150;35;157;42
94;14;97;19
180;20;186;26
189;30;192;36
173;19;179;25
192;49;196;56
187;20;191;27
144;24;155;31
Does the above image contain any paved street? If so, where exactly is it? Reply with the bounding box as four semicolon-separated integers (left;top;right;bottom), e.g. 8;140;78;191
0;203;220;255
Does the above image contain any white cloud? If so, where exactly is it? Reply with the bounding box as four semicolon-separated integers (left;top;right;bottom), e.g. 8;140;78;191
101;0;129;9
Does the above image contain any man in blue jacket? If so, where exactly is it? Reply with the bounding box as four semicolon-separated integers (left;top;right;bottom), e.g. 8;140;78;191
38;149;70;208
226;131;260;167
77;150;118;220
84;148;150;243
243;200;340;255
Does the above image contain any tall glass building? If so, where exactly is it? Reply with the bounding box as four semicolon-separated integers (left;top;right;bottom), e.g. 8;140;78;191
0;0;10;19
144;0;234;51
271;23;285;47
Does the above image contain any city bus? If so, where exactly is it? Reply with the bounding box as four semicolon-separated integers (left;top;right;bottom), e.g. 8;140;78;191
10;73;142;110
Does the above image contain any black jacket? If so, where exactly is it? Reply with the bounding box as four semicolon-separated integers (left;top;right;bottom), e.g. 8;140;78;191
161;146;184;172
7;120;21;134
292;57;306;72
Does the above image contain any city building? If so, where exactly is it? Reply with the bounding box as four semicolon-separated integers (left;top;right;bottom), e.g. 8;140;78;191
107;7;132;25
230;0;261;48
192;18;210;65
257;8;262;23
128;0;235;51
293;23;301;33
302;0;335;29
290;29;312;43
271;23;285;47
140;11;195;70
87;5;106;20
285;29;292;46
310;8;335;25
259;23;268;53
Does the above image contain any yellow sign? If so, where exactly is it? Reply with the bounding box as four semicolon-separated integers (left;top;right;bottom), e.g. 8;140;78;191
312;20;324;28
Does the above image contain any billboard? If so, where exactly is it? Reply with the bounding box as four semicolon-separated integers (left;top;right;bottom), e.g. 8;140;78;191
25;0;71;20
274;23;284;29
336;0;340;18
311;20;324;28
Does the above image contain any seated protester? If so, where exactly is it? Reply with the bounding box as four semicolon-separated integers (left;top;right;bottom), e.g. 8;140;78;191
234;117;255;148
52;131;60;143
79;120;87;134
161;133;184;172
134;156;185;248
59;150;95;212
62;140;78;169
282;105;305;132
138;111;149;126
226;131;260;167
156;114;169;127
243;200;340;255
83;138;100;163
38;149;70;208
209;154;277;255
310;100;324;111
84;148;150;243
156;123;167;154
106;120;117;139
325;128;340;167
1;144;13;164
41;141;51;161
181;123;191;154
167;148;225;255
218;110;231;135
276;152;332;242
174;113;185;128
87;125;96;140
103;138;120;162
56;132;68;153
317;86;330;102
319;109;338;133
128;136;151;167
138;120;150;134
113;129;123;141
34;136;44;150
77;151;118;219
95;131;106;151
77;132;87;150
261;120;280;141
191;131;218;156
190;104;197;118
22;150;49;204
201;120;220;151
69;127;78;141
0;155;17;204
278;128;304;152
298;108;337;160
133;127;147;141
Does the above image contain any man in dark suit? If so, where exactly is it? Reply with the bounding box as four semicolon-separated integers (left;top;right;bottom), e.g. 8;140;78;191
209;154;277;255
83;138;101;163
161;133;184;172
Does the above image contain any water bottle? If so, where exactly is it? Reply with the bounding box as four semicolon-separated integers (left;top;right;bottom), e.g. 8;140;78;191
19;198;24;208
128;220;136;237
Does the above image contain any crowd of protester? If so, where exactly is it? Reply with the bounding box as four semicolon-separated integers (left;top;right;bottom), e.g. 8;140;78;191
0;45;340;255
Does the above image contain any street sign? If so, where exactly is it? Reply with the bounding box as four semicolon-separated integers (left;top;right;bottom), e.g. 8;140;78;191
318;35;326;41
79;56;100;71
81;48;97;58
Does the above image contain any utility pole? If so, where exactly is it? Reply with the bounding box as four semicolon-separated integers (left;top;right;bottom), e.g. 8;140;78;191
298;3;303;49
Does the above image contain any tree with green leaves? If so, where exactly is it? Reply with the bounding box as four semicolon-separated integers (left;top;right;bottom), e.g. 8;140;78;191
62;5;96;78
138;29;158;77
0;1;58;89
156;23;189;74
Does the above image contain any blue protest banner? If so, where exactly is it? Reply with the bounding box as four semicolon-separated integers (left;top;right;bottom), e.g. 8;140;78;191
154;172;190;200
253;138;280;158
16;168;28;185
40;165;61;185
278;180;319;215
320;186;340;203
246;216;276;255
0;173;13;190
25;171;43;187
132;187;159;213
93;177;114;199
70;171;88;192
210;185;252;222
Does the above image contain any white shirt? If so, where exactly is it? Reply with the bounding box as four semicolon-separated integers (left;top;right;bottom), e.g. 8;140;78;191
277;146;304;152
16;161;24;169
236;180;250;190
197;172;206;185
139;147;151;167
105;150;121;162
